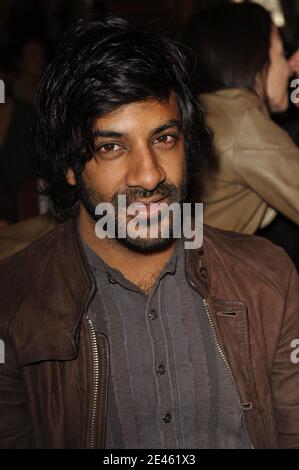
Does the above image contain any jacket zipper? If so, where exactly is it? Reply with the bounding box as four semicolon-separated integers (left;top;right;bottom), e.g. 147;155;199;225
202;298;245;420
202;298;236;384
87;318;100;449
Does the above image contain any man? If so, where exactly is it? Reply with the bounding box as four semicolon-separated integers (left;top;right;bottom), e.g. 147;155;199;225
0;18;298;449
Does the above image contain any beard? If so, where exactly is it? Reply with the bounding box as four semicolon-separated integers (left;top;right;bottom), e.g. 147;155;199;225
77;171;189;254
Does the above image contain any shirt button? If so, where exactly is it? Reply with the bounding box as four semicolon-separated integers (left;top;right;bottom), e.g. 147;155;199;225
148;309;158;320
156;364;165;375
107;273;116;284
162;413;172;424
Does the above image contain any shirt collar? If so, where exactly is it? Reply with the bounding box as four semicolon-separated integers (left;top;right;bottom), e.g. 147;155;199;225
82;238;183;293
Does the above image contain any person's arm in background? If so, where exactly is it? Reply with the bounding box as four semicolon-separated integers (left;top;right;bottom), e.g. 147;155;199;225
233;104;299;226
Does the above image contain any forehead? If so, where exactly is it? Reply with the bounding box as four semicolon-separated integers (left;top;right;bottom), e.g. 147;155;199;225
93;93;181;133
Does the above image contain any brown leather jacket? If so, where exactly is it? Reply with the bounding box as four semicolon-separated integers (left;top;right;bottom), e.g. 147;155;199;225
201;89;299;234
0;218;299;449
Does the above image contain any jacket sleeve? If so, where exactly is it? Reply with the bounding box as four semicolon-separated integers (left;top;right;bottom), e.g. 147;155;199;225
233;106;299;226
271;263;299;448
0;341;31;448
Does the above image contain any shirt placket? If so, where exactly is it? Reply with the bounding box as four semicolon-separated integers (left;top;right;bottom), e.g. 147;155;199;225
146;286;178;448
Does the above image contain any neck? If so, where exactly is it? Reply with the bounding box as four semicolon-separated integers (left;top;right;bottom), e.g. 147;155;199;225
79;206;176;291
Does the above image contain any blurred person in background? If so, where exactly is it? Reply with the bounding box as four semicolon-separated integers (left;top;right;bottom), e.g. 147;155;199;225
182;2;299;270
0;33;46;224
5;0;47;102
278;47;299;146
10;35;46;103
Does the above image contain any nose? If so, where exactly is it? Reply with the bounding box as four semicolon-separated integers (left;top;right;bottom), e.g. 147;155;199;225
125;146;166;192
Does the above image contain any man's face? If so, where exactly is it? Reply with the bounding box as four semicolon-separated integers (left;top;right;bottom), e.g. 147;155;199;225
70;93;187;253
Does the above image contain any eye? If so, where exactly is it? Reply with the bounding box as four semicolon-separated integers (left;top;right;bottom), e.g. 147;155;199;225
153;134;178;149
96;143;124;158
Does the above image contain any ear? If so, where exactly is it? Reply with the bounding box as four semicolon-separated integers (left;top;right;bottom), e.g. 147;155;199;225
66;168;77;186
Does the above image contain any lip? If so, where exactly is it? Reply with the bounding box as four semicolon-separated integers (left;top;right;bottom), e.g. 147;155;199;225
127;196;169;219
130;196;167;206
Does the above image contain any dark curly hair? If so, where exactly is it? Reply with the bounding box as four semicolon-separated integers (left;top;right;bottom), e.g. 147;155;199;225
32;17;213;220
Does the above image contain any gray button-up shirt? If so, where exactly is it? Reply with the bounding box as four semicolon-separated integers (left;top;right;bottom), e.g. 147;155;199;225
84;240;251;449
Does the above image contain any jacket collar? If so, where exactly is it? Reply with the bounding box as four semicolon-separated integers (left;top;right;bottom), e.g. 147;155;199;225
14;218;210;367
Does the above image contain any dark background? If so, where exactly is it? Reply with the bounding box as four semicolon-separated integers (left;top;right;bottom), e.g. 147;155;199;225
1;1;299;48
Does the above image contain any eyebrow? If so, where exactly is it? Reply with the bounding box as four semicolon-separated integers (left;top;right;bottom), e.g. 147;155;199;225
93;119;182;139
93;130;126;139
151;119;182;135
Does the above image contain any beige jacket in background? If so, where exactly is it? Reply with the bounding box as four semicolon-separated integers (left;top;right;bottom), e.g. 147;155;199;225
200;88;299;234
0;214;57;261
